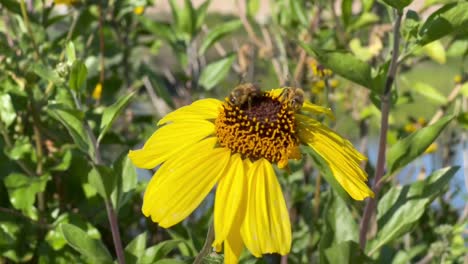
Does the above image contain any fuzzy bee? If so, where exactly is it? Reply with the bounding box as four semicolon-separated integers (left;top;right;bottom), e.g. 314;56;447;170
228;83;262;108
280;87;305;111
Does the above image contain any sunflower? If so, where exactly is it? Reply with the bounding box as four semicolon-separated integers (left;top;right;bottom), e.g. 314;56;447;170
129;85;374;263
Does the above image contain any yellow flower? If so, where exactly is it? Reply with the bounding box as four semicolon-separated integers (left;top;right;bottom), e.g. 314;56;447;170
134;6;145;15
424;143;438;154
54;0;79;6
404;123;417;133
129;86;373;262
454;74;462;84
92;83;103;100
329;79;339;89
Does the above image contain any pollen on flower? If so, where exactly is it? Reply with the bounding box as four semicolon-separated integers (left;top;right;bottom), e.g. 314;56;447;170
215;90;301;168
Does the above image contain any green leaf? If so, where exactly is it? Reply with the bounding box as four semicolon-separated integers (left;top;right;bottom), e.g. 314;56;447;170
412;82;446;104
305;148;350;203
300;44;373;89
419;2;468;45
137;17;176;43
247;0;260;16
98;91;136;143
31;63;64;84
125;232;147;264
170;0;196;37
326;191;358;243
341;0;353;26
371;167;459;253
4;136;32;160
386;115;453;174
60;223;112;264
362;0;374;12
3;173;50;216
69;60;87;92
198;20;242;55
290;0;308;27
139;240;183;264
0;93;16;128
422;40;446;64
51;149;73;171
195;0;211;30
382;0;413;10
47;104;91;155
324;241;373;264
112;154;138;210
88;165;116;200
65;41;76;65
199;53;236;90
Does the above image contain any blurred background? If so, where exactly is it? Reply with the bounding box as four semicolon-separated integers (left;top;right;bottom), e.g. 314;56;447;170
0;0;467;263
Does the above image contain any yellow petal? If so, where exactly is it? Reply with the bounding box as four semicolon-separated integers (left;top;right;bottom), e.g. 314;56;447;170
241;159;291;257
302;101;335;119
224;221;244;264
296;115;374;200
142;138;231;227
158;99;222;125
213;154;247;247
128;120;214;169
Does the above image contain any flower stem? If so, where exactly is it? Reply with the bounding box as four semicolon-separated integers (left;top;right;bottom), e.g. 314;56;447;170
359;9;403;250
194;222;215;264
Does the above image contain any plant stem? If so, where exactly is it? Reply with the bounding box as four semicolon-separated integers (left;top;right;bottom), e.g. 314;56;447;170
19;0;42;62
71;92;126;264
359;9;403;250
193;222;215;264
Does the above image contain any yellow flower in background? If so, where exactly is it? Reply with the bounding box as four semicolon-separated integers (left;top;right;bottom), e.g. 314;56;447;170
92;83;103;100
134;6;145;15
454;74;462;84
424;143;438;154
129;85;373;262
329;79;339;89
308;58;333;78
54;0;79;6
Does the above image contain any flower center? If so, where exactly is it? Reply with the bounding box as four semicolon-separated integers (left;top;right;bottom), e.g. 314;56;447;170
215;91;301;168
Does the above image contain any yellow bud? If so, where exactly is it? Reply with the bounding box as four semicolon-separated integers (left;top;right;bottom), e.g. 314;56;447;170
404;123;417;133
329;79;339;88
454;74;462;84
417;117;426;126
92;83;103;100
134;6;145;15
424;143;438;154
54;0;79;6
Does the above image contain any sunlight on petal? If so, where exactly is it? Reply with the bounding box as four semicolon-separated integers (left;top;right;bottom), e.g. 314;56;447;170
128;120;214;169
241;159;291;257
213;154;246;246
158;99;222;125
296;115;374;200
142;138;231;227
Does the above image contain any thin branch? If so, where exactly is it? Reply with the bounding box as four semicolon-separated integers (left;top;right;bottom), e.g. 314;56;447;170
236;0;264;48
0;207;50;229
359;9;403;250
193;222;215;264
428;83;462;125
98;3;105;93
71;92;126;264
19;0;42;62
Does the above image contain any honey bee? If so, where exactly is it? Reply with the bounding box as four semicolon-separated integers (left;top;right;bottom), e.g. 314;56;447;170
228;83;262;108
280;87;304;111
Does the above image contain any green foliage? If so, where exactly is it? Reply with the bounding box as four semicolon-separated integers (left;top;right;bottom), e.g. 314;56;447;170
60;223;113;263
0;0;466;263
370;167;459;254
199;53;237;90
386;115;453;175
